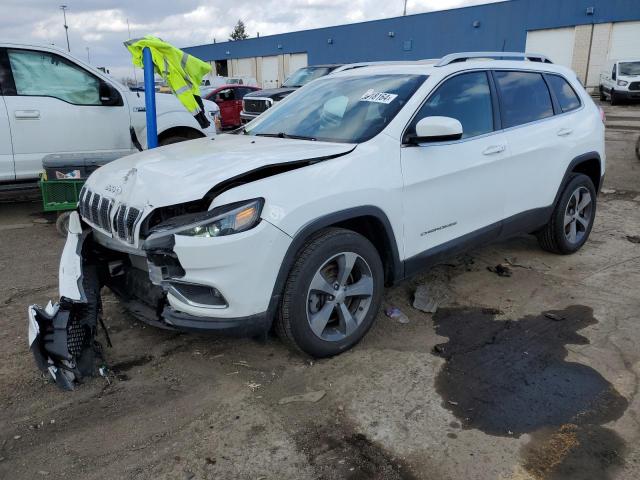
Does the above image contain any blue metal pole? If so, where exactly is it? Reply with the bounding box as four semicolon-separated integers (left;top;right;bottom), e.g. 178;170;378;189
142;47;158;149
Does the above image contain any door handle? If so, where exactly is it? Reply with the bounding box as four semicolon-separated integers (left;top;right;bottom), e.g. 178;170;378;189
14;110;40;119
482;144;506;155
557;128;573;137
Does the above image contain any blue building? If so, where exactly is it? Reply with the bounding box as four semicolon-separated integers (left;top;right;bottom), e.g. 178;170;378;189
184;0;640;89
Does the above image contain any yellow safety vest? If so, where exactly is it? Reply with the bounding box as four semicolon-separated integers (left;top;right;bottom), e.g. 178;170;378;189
125;36;211;115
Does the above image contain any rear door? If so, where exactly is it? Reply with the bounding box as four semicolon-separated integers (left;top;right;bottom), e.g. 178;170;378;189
3;47;132;180
0;50;15;181
493;70;573;223
400;70;508;266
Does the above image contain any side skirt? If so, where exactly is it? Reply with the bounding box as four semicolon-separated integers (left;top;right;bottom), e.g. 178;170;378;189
403;206;552;279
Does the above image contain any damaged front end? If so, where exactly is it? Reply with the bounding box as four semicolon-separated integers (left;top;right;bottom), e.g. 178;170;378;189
28;212;103;390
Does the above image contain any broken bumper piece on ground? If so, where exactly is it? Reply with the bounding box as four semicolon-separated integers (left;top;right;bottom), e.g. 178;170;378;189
28;212;99;390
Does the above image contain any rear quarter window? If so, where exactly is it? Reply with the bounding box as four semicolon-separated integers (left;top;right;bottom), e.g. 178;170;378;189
494;71;554;128
546;75;581;113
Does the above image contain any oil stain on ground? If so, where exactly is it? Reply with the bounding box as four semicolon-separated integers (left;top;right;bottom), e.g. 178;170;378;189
431;305;628;480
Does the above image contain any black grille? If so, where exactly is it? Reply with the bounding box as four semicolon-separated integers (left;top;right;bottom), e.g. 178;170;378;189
243;98;271;114
114;205;141;244
67;317;87;357
99;200;112;230
629;82;640;91
90;193;101;225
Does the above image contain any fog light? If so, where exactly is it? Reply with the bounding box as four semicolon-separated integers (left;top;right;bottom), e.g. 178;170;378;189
169;282;227;307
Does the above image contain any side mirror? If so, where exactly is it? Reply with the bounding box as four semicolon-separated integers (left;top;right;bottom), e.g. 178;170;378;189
408;116;463;144
99;81;123;106
612;69;617;80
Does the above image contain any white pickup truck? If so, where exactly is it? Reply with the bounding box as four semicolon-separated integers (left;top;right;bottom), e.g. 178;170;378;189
0;42;220;184
599;59;640;105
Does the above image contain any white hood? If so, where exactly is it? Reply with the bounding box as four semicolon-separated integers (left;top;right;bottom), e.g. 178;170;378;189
84;134;355;208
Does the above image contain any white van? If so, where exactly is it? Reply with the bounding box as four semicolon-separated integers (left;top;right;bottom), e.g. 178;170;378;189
599;59;640;104
0;42;220;183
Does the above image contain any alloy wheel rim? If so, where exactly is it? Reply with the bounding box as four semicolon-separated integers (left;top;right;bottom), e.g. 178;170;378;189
306;252;374;341
564;186;593;244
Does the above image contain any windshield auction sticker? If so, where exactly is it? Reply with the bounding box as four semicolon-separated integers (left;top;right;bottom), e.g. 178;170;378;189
360;89;398;104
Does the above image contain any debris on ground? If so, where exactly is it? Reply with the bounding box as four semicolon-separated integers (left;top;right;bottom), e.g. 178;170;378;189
413;281;451;314
278;390;326;405
487;264;513;277
504;257;531;269
626;235;640;244
544;312;565;321
246;382;261;391
385;307;410;324
601;188;616;194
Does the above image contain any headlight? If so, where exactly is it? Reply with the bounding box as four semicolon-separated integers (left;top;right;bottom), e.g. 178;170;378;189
176;199;263;238
617;80;628;87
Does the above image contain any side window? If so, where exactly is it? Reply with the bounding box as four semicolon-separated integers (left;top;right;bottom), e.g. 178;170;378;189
494;71;553;128
411;71;494;139
546;75;581;113
216;88;235;101
8;49;101;105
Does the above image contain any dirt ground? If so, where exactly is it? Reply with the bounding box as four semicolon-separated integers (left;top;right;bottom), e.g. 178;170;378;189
1;102;639;480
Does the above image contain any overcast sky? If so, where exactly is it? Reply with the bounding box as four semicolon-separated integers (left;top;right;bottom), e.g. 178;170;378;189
1;0;501;80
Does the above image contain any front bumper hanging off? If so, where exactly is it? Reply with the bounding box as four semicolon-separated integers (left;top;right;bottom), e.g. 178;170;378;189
28;211;275;390
28;212;100;390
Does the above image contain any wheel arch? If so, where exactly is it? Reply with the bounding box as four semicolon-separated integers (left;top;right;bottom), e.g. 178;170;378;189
553;152;603;211
265;206;403;327
158;126;205;144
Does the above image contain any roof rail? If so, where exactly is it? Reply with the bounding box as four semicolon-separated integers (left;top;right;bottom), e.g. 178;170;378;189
435;52;553;67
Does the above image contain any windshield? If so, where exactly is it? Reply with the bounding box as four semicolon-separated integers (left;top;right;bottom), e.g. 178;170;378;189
619;62;640;76
246;74;426;143
282;67;333;87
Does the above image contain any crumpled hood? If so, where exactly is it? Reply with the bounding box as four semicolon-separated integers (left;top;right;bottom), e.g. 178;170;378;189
84;134;355;208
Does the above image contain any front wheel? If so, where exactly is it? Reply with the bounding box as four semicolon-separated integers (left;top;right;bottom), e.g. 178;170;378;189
610;89;619;106
276;228;384;357
537;174;597;254
599;86;606;101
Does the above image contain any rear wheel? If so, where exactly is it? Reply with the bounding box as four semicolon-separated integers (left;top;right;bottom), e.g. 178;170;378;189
537;174;597;254
158;132;203;146
276;228;384;357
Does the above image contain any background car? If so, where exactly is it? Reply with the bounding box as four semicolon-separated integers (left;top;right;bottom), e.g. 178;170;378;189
0;42;220;183
240;64;342;123
599;58;640;104
206;84;261;128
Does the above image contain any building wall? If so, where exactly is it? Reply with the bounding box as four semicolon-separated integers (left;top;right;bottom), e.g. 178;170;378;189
184;0;639;64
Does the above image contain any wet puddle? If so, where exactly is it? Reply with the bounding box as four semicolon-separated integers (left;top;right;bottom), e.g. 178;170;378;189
431;305;628;479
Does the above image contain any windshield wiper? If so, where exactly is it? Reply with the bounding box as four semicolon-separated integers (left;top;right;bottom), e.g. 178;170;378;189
254;132;316;141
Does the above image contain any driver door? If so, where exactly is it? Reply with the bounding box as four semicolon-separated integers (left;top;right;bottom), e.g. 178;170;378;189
400;71;508;269
2;47;132;180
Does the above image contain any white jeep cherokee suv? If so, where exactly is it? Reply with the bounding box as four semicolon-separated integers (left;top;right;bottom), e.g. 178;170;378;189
0;42;219;183
29;52;605;387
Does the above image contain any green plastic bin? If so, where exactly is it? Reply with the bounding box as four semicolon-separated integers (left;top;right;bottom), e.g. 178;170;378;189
39;178;85;212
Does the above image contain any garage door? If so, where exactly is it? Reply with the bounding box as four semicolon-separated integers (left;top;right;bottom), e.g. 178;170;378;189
609;21;640;60
287;53;308;76
261;56;279;89
525;27;575;68
235;57;256;78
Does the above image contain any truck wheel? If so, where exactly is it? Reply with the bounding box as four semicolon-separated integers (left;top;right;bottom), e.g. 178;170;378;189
276;228;384;358
537;174;597;254
635;135;640;161
159;132;202;146
599;86;606;101
55;211;72;237
610;90;619;106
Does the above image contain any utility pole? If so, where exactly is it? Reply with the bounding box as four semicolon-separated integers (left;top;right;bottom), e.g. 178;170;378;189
127;19;138;85
60;5;70;52
85;46;90;63
403;0;408;16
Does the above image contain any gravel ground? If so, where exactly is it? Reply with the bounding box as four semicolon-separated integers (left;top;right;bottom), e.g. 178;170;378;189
0;102;639;480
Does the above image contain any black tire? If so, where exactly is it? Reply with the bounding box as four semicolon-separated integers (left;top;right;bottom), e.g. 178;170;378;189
610;89;619;106
537;174;597;254
635;135;640;161
158;133;202;146
599;86;606;102
276;228;384;357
